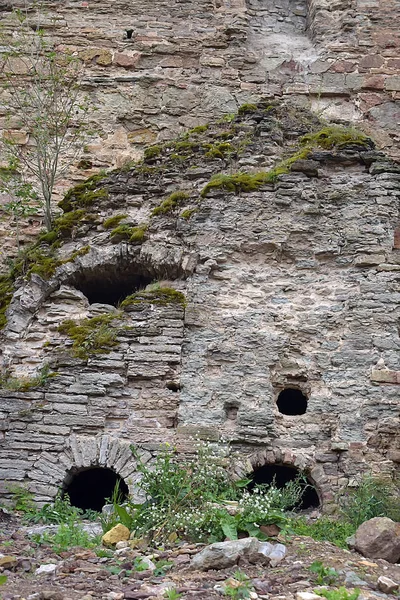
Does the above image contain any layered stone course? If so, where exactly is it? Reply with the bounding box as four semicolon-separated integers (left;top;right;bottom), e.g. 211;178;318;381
1;0;399;269
0;105;399;510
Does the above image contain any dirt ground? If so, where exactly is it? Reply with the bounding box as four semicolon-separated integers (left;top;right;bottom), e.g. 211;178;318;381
1;510;400;600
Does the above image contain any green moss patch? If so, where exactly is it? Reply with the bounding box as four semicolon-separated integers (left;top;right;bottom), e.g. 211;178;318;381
144;145;162;162
238;103;258;115
103;214;128;229
180;208;197;220
300;125;370;150
189;124;209;135
151;191;190;217
110;223;148;244
58;173;108;213
120;287;186;310
58;314;122;360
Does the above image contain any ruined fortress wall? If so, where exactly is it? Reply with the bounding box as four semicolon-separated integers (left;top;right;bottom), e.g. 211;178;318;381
0;0;399;509
0;100;399;510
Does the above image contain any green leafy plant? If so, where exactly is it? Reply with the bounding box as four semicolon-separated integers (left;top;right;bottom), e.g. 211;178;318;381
308;561;340;585
163;589;182;600
120;442;304;544
26;493;83;524
223;570;254;599
37;523;100;553
154;559;174;577
0;575;7;585
316;587;360;600
339;474;400;527
6;484;35;513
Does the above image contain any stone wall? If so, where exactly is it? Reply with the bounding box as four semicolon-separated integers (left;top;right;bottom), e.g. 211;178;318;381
0;104;399;510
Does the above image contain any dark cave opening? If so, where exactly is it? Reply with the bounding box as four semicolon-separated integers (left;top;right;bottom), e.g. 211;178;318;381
70;267;153;306
277;388;308;415
248;464;320;510
64;467;129;512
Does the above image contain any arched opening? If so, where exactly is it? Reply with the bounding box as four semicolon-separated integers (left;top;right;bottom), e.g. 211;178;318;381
69;266;153;306
277;388;308;415
248;464;320;510
64;467;129;512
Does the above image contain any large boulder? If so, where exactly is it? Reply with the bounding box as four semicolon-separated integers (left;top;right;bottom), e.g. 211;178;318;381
191;537;286;570
354;517;400;563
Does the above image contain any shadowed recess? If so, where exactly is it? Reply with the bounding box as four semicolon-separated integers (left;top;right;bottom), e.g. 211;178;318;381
277;388;308;415
64;467;129;511
70;266;153;306
248;464;320;509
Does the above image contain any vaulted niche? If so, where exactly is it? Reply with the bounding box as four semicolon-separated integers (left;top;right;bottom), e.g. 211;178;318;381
69;265;153;306
277;388;308;415
64;467;129;512
249;464;320;510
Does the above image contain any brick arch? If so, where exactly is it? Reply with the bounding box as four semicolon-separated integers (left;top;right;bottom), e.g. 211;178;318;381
29;434;150;502
232;446;325;504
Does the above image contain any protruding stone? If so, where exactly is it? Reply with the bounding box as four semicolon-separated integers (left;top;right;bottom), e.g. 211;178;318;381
102;524;130;547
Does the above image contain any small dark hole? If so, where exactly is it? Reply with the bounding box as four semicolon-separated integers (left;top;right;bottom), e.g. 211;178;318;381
248;464;320;509
166;381;180;392
126;29;134;39
64;467;128;512
277;388;308;415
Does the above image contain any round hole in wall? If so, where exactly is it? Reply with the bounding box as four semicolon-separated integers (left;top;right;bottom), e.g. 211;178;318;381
248;464;320;510
63;467;129;512
277;388;308;415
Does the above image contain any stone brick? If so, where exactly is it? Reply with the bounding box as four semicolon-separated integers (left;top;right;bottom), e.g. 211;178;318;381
385;76;400;91
359;54;385;71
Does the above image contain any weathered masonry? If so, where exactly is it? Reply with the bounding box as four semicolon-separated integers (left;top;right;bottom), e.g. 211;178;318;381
0;103;399;512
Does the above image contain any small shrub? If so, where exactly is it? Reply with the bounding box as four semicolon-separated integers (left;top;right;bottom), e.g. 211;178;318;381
26;493;83;524
0;274;14;329
0;575;7;585
36;522;100;554
163;589;182;600
339;474;400;527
